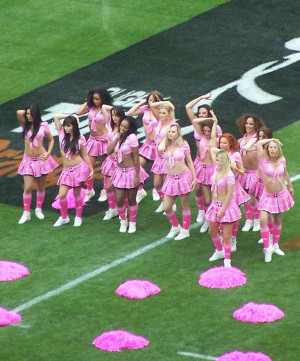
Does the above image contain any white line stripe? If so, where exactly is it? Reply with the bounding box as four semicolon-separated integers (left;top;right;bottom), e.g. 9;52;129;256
290;174;300;182
13;223;200;314
177;351;217;360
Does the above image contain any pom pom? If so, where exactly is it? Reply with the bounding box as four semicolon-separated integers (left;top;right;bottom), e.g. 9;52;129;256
216;350;272;361
0;307;22;326
233;302;284;323
0;261;30;281
198;266;247;289
93;330;149;352
115;279;161;299
52;188;86;209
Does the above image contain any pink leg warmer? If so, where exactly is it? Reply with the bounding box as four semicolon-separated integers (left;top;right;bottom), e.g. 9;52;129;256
212;234;223;251
166;210;179;227
75;196;83;218
117;205;127;221
244;202;253;220
59;198;68;219
260;225;270;249
272;224;282;245
224;244;231;260
23;192;32;212
106;191;116;209
182;208;191;230
36;191;45;209
86;178;94;191
195;195;204;211
129;204;138;223
232;220;239;237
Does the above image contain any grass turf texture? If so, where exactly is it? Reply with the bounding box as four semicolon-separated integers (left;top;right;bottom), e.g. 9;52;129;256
1;123;299;361
1;0;300;360
0;0;228;105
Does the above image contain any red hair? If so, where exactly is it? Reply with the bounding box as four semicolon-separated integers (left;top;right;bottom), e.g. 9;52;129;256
219;133;239;152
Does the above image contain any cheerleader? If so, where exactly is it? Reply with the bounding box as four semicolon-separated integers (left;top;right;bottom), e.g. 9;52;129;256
257;138;294;262
206;150;242;267
192;111;218;233
158;124;196;240
101;106;125;220
210;133;250;252
53;114;93;227
76;88;113;202
150;101;177;213
236;114;265;232
127;90;164;203
17;105;58;224
108;116;148;233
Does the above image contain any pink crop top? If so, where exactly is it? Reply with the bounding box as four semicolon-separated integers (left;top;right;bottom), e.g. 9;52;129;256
155;120;177;145
211;169;235;197
58;129;87;160
88;107;106;132
140;105;158;135
239;133;257;155
163;142;190;168
114;133;139;163
23;122;51;150
258;157;286;183
198;134;213;160
193;124;222;141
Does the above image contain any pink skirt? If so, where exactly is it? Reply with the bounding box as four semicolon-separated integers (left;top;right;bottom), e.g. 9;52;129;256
161;168;193;196
57;161;90;187
87;135;108;156
112;166;149;189
258;188;294;214
101;155;117;177
18;154;59;177
151;155;167;175
249;176;264;199
195;162;215;185
233;182;251;206
193;156;201;169
238;168;258;191
205;200;241;223
139;140;157;161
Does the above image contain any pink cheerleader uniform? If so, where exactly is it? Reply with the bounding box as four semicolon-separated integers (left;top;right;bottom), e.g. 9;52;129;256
138;105;158;161
228;151;251;206
205;169;242;223
57;129;90;188
18;122;59;177
238;132;259;190
249;174;264;199
86;107;108;156
151;119;177;175
195;134;215;185
258;157;294;213
112;133;149;189
101;125;117;177
161;142;193;196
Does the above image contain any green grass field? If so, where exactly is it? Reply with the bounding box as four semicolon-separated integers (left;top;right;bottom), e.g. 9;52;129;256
1;1;299;360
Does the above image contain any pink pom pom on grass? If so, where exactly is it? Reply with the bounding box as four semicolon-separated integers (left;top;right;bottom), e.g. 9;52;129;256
115;279;161;299
233;302;284;323
52;188;86;209
0;307;22;326
0;261;30;281
93;330;149;352
198;266;247;289
216;350;272;361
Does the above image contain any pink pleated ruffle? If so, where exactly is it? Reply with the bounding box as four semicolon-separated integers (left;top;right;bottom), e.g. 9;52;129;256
93;330;149;352
0;261;30;281
198;266;247;289
233;302;284;323
0;307;22;326
115;279;161;299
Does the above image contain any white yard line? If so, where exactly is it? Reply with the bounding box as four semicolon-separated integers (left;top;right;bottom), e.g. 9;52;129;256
13;223;200;314
177;351;217;360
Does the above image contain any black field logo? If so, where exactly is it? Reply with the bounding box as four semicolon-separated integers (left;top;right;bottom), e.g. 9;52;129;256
1;0;299;208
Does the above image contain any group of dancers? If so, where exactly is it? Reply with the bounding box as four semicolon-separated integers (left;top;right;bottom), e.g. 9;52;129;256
16;89;294;266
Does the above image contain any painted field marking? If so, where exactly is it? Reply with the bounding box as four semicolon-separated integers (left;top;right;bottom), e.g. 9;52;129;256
177;351;217;360
13;222;200;314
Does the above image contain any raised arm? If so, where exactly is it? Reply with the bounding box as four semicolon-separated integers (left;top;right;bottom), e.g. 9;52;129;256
101;104;113;124
150;100;174;120
16;109;26;126
76;101;89;116
127;100;146;116
185;93;211;122
53;113;68;133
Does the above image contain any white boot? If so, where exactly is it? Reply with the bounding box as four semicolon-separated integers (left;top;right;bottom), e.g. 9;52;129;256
252;219;260;232
166;225;181;239
128;222;136;233
273;244;285;256
18;211;31;224
174;228;190;240
209;249;225;261
119;220;128;233
84;188;95;202
242;219;253;232
200;220;209;233
264;246;273;262
196;210;205;223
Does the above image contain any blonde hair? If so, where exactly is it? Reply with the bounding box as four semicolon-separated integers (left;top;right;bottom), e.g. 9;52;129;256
264;140;283;162
164;124;185;148
216;150;231;178
158;103;175;120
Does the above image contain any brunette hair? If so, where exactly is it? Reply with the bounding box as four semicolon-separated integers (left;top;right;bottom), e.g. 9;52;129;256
146;90;163;105
236;113;265;135
197;104;213;117
119;116;138;146
110;106;125;131
62;116;81;155
22;104;42;142
86;88;113;108
258;126;273;140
